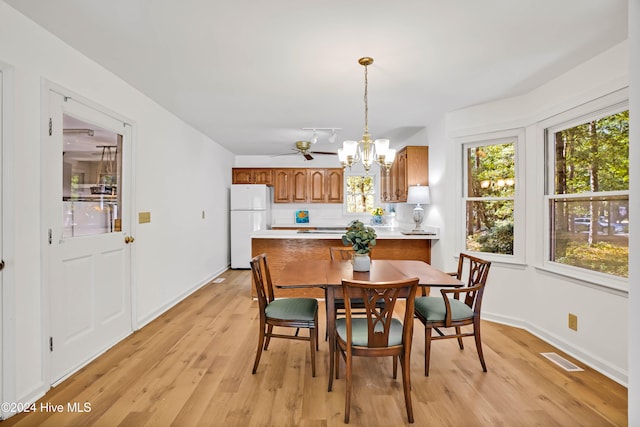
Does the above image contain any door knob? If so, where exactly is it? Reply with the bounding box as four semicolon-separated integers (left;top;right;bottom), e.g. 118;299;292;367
124;236;135;244
0;260;4;271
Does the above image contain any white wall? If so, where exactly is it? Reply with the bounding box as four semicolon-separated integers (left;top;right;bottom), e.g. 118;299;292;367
444;41;630;384
0;3;234;407
627;0;639;422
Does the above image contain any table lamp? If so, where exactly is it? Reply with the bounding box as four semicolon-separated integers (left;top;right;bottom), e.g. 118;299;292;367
406;185;430;232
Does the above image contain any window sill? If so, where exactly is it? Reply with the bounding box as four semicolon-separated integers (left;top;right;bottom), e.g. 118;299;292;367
534;262;628;297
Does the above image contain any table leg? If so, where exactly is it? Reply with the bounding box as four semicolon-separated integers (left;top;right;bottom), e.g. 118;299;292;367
326;286;336;392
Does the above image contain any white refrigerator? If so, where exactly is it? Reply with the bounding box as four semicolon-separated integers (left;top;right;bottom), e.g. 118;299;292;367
230;184;271;269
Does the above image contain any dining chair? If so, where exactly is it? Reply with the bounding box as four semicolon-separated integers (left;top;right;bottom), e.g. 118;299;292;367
414;253;491;376
250;253;319;377
333;277;419;424
326;247;384;340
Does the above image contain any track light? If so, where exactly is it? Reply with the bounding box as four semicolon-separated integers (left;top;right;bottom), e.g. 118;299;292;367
328;129;337;144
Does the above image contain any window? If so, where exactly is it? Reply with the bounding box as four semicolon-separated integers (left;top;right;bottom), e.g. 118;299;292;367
345;174;375;214
463;139;517;256
546;108;629;279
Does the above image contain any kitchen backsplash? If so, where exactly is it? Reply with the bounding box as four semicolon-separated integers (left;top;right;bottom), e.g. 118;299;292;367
270;202;418;229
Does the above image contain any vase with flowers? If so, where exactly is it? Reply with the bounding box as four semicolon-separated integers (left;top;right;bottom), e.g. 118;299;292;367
370;207;384;225
342;220;377;271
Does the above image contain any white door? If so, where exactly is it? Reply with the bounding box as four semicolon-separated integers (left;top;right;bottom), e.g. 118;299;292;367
45;91;133;383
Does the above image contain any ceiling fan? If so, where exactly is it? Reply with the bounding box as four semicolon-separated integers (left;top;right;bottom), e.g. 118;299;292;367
278;141;337;160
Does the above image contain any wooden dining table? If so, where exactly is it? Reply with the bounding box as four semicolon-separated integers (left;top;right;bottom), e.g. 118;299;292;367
271;259;463;391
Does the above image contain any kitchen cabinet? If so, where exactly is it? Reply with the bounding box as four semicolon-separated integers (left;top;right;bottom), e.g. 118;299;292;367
273;168;343;203
273;168;307;203
232;168;273;185
380;146;428;202
308;168;344;203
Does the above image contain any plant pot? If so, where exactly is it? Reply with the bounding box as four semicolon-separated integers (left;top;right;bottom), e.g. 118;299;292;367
352;254;371;272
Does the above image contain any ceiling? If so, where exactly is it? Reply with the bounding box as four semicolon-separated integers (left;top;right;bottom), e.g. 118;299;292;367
6;0;628;157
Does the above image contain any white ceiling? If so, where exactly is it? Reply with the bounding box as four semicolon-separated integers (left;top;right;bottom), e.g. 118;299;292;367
6;0;628;156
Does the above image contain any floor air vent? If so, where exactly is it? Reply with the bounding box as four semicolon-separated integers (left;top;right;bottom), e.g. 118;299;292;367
541;352;583;372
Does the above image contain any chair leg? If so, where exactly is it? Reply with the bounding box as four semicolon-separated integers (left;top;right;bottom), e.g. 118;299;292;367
401;350;414;423
264;324;274;350
455;326;464;349
474;321;487;372
252;323;266;374
310;327;317;377
425;326;432;377
392;355;398;379
344;350;352;423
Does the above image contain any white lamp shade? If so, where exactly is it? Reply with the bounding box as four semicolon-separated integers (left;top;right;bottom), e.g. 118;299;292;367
407;185;430;205
374;139;389;157
337;148;347;162
343;140;358;157
385;148;396;164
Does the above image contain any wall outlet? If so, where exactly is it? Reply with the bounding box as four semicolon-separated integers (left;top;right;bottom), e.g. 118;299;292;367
568;313;578;331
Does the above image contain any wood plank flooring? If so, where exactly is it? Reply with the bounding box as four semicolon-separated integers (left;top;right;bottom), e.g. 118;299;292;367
1;269;627;426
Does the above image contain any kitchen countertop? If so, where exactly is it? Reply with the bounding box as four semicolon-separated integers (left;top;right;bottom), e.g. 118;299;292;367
252;227;439;240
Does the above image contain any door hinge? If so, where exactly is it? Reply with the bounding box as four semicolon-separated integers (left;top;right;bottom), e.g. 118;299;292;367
48;229;52;245
49;337;54;352
49;118;52;136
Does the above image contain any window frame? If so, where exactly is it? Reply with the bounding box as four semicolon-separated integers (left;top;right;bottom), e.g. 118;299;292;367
343;171;378;216
541;96;629;290
457;129;525;264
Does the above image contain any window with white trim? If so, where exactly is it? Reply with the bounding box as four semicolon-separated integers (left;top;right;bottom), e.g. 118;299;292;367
345;174;375;214
545;106;629;279
460;130;523;261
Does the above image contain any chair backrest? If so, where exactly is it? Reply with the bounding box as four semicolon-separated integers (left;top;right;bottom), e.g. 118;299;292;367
330;246;354;261
453;253;491;314
341;278;419;348
250;253;275;310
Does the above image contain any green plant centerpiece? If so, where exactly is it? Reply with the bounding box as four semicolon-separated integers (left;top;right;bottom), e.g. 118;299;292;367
342;220;377;271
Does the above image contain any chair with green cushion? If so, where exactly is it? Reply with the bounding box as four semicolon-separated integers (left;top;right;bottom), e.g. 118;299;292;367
414;253;491;376
333;277;419;424
326;247;385;340
250;253;319;377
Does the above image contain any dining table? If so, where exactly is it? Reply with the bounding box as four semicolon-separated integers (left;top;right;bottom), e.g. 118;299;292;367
271;259;463;391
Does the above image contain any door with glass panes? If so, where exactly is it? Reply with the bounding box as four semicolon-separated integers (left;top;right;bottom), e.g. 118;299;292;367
45;91;133;383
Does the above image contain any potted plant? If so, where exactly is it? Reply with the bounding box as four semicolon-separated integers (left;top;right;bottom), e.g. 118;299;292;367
342;220;377;271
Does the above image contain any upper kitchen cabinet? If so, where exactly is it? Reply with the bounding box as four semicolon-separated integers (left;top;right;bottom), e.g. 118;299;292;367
273;168;308;203
273;168;343;204
308;168;344;203
380;146;428;202
232;168;273;185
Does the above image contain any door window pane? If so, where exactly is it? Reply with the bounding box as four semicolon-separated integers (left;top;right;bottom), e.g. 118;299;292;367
62;114;122;238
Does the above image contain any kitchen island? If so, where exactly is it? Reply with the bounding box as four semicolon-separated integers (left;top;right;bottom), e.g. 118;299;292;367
251;228;438;297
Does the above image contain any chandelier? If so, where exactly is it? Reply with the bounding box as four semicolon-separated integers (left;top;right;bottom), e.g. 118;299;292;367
338;57;395;174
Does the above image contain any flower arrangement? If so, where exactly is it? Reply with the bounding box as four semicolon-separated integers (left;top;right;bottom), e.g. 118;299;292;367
342;220;377;254
370;207;384;216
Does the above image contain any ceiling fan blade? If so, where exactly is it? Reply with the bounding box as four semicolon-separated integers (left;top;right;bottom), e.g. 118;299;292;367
309;151;337;156
303;153;314;160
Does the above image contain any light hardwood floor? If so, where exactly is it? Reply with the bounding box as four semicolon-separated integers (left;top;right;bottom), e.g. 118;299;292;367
2;269;627;426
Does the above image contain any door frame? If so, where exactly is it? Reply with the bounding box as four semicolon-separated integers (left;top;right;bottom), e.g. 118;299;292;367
41;80;137;386
0;62;16;420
